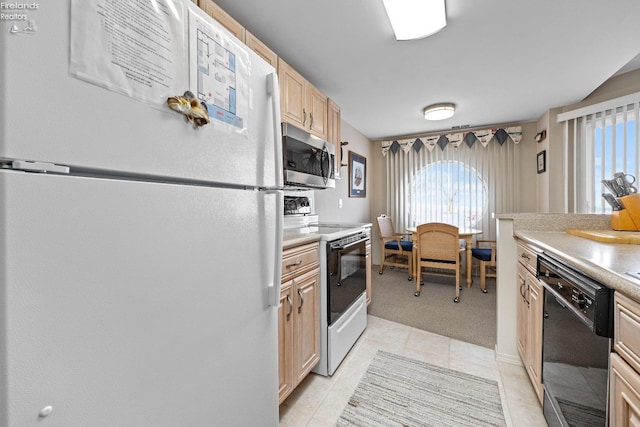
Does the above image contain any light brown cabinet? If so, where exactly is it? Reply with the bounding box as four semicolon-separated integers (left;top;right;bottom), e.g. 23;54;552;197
610;352;640;426
327;98;342;179
278;58;328;140
246;31;278;68
516;264;528;363
277;285;293;402
516;241;543;404
611;292;640;426
197;1;278;68
197;0;246;42
196;1;341;156
279;242;320;404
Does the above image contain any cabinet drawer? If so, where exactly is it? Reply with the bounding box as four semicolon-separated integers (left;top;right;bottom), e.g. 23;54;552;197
282;242;319;281
517;242;539;274
614;292;640;374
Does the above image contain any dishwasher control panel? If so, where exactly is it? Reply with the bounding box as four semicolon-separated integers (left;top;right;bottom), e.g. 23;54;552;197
570;288;593;312
537;252;613;337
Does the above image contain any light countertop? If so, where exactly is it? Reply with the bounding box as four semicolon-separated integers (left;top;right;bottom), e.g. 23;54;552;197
282;222;372;250
282;230;321;249
515;230;640;301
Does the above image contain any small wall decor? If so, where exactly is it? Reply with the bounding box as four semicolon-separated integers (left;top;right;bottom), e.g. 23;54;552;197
535;130;547;143
349;151;367;198
340;141;349;167
537;150;546;174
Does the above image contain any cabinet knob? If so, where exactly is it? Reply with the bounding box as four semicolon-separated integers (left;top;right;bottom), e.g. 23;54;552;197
39;406;53;418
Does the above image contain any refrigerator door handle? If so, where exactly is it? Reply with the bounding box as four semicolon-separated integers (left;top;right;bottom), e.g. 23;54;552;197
266;72;283;188
266;189;284;307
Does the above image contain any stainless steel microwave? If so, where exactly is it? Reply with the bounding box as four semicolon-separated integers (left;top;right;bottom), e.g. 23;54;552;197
282;123;335;189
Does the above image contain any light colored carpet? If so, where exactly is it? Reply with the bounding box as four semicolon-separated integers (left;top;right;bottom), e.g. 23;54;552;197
368;265;496;348
337;350;506;427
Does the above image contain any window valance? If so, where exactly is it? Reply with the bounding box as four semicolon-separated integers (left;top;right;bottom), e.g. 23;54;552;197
380;126;522;156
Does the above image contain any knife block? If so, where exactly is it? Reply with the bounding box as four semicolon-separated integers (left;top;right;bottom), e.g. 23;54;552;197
611;194;640;231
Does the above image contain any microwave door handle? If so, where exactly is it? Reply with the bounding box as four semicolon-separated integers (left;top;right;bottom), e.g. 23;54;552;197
321;143;329;184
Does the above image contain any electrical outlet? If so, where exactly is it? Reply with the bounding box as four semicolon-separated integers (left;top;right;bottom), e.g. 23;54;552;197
338;198;343;209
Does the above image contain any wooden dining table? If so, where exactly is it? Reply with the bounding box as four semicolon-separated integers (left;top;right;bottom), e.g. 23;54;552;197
406;226;482;288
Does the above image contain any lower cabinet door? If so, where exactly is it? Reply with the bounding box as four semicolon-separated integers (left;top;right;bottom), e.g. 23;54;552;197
516;265;528;362
278;283;294;404
293;268;321;384
610;352;640;427
526;273;543;404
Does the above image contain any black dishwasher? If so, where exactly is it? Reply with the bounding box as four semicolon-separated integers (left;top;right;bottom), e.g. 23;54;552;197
537;253;613;427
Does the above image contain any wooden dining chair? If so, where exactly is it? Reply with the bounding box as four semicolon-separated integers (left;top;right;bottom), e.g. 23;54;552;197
472;240;496;293
414;223;462;302
376;214;413;280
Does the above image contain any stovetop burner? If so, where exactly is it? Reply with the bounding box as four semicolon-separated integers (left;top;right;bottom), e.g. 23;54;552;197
284;196;311;215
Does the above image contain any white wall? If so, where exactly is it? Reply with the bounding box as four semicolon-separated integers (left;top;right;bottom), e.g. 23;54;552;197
517;122;540;213
313;120;373;224
533;108;564;213
567;69;640;110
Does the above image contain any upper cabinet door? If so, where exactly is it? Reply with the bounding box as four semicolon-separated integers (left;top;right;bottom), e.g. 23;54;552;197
246;32;278;69
278;58;328;140
307;84;327;140
279;59;307;129
198;0;246;43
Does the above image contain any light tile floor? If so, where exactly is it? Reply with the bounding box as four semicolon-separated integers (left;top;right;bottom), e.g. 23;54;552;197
279;315;548;426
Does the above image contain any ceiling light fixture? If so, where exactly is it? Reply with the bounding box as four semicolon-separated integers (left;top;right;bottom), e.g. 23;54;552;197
423;103;455;120
382;0;447;41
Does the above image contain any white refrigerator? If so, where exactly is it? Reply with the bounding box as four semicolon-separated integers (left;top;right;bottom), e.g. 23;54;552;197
0;1;282;426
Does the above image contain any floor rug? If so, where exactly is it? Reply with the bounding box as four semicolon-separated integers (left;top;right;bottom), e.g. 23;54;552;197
557;397;606;427
337;350;506;427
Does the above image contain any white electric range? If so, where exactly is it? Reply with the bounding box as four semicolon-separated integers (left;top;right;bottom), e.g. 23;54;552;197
283;212;371;376
284;214;370;240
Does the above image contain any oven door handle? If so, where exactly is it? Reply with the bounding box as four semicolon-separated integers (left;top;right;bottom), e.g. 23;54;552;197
330;238;369;252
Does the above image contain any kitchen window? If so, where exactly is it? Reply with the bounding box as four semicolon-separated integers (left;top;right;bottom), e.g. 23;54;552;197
589;109;638;213
409;160;487;229
560;94;640;213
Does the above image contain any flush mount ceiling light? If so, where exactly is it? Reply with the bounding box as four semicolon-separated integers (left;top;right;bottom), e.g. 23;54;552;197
382;0;447;41
423;103;455;120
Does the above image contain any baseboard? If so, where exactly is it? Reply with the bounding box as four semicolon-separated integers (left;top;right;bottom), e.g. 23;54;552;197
494;345;523;366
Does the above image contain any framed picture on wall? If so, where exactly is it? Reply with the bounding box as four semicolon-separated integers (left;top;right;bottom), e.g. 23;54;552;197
349;151;366;198
537;150;546;174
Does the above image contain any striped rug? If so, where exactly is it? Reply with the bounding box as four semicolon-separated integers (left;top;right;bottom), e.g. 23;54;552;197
337;351;506;427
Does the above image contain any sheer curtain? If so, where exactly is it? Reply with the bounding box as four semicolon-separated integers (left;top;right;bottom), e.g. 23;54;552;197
383;134;520;241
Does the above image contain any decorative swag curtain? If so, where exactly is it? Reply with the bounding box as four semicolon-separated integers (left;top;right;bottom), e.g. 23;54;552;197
381;126;522;241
